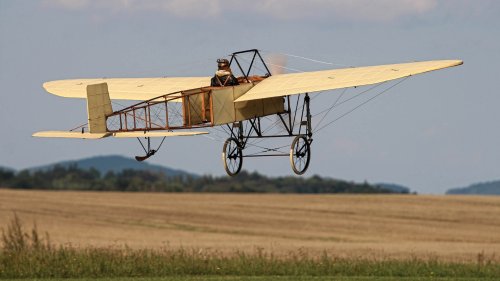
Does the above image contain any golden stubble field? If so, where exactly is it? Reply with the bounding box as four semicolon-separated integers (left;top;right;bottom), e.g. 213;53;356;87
1;189;499;262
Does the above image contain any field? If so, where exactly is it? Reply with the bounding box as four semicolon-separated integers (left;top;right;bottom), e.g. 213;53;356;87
1;189;499;263
4;276;498;281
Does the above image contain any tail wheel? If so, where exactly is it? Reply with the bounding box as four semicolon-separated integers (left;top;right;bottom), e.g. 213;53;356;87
290;135;311;175
222;138;243;176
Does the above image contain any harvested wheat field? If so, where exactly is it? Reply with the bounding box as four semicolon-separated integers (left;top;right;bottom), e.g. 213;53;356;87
1;189;499;262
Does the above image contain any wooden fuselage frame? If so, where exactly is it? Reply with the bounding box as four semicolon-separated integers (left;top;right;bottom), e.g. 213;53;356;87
105;77;286;133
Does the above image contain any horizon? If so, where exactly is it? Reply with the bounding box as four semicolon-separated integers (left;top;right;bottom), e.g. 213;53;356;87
2;153;497;194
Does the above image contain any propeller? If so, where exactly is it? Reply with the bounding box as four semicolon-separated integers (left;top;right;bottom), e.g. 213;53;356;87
268;54;288;75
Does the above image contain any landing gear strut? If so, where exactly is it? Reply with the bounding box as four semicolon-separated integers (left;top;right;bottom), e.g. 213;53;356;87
220;93;313;176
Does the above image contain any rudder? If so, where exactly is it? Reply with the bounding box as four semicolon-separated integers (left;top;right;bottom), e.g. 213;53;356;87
87;83;112;133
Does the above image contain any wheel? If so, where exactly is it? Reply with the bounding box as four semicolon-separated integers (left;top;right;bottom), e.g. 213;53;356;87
290;135;311;175
222;138;243;176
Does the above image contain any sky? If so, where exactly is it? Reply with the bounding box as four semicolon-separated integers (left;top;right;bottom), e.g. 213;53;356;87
0;0;499;194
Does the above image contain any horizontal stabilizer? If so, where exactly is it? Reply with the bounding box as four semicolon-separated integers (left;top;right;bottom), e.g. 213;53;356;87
111;131;208;138
32;131;111;139
33;130;208;139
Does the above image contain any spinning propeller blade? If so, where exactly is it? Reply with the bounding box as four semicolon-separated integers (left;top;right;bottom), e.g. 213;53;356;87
268;54;287;75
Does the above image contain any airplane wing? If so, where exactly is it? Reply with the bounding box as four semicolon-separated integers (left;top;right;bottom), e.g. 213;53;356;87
43;77;211;101
234;60;463;102
33;131;208;139
32;131;111;139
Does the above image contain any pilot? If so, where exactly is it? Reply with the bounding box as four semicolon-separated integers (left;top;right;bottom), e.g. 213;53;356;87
211;58;239;87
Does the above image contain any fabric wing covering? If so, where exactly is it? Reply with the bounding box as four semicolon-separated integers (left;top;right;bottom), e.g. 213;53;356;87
32;131;208;139
43;77;211;101
235;60;463;102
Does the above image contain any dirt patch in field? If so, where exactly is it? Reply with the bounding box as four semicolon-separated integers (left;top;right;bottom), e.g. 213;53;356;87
1;189;499;262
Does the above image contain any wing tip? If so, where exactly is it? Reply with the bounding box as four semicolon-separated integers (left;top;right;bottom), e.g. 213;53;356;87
446;59;463;67
33;131;110;139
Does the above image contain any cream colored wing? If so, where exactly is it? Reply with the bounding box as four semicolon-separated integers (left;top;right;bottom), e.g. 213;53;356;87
32;130;208;139
44;77;211;100
235;60;463;102
32;131;111;139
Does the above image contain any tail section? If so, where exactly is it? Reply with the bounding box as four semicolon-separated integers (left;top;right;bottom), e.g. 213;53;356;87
33;82;210;141
86;83;112;133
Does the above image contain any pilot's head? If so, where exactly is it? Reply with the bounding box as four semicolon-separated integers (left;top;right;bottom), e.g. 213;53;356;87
217;58;230;70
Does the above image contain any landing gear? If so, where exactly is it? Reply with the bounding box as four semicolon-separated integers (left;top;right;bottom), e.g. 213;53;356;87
222;138;243;176
220;93;314;176
290;135;311;175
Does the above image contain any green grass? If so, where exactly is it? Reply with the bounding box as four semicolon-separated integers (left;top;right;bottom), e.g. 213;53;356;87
1;277;499;281
1;215;499;279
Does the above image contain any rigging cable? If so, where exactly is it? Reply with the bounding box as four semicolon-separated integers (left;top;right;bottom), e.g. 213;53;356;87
312;82;386;118
313;88;347;132
260;50;354;68
314;77;410;134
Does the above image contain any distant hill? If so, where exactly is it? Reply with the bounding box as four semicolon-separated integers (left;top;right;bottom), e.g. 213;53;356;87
376;183;411;194
446;180;500;195
28;155;197;178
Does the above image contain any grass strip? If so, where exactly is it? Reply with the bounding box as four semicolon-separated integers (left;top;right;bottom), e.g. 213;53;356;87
2;214;499;279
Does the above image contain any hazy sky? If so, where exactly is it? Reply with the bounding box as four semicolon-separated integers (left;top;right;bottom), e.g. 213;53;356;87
1;0;499;193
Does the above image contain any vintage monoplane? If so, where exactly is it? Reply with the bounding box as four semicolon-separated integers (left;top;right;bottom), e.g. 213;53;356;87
34;49;462;176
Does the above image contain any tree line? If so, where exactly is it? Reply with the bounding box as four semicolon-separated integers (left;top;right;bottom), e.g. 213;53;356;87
0;165;405;194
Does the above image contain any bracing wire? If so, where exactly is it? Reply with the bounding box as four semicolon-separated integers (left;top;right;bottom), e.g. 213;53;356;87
314;77;410;134
312;82;386;117
313;88;347;131
260;50;354;68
